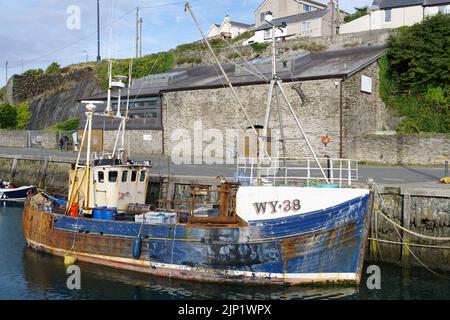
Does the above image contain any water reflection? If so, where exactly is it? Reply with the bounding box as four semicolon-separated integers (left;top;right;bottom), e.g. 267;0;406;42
2;204;449;300
22;247;359;300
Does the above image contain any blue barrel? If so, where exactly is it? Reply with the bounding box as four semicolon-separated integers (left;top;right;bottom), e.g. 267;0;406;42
93;206;107;220
102;207;117;220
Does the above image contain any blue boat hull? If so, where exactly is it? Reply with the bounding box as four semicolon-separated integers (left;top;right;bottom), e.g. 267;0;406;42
24;193;371;285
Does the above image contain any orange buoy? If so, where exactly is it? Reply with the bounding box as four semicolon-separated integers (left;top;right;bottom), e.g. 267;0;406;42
70;203;79;217
321;134;330;146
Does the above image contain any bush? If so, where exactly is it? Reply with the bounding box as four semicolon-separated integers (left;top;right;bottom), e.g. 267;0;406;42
0;103;18;129
380;15;450;134
97;52;175;90
387;14;450;92
175;56;202;65
230;30;255;44
45;62;61;74
48;117;80;132
15;102;30;129
250;42;270;52
226;52;240;60
23;69;44;77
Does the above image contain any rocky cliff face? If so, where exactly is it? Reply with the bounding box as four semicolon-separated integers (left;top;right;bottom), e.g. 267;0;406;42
3;67;101;129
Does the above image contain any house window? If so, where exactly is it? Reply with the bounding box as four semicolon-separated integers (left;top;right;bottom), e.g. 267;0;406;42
303;4;311;12
131;171;137;182
98;171;104;183
384;9;392;22
264;29;271;40
140;171;146;182
302;21;311;31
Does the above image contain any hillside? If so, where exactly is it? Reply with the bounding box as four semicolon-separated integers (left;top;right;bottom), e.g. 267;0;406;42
0;29;389;130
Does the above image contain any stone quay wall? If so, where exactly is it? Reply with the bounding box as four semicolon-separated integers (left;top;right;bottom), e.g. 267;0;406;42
369;185;450;271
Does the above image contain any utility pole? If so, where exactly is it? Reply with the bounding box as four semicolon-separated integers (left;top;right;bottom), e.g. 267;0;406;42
136;6;140;59
97;0;101;61
335;0;341;34
139;17;143;58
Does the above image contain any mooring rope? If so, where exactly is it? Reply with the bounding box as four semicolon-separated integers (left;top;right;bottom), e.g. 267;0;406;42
372;183;450;281
368;237;450;250
373;185;450;242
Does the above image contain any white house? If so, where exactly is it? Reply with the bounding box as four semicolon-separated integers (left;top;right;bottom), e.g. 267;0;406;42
244;0;346;45
340;0;450;34
207;15;254;40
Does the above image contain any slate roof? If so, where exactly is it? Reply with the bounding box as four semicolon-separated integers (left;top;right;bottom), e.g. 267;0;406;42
81;45;387;102
422;0;450;5
229;21;254;28
378;0;425;9
256;9;328;31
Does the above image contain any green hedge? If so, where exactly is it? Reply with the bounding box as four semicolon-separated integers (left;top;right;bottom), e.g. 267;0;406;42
97;52;175;90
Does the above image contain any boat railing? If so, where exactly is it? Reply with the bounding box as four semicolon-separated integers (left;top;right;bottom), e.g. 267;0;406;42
236;157;359;187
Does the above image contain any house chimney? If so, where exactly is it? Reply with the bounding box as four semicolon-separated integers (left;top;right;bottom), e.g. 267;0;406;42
327;0;336;36
327;0;335;10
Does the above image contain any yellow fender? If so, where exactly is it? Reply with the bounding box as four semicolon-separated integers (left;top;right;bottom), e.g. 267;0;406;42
64;255;78;266
440;177;450;184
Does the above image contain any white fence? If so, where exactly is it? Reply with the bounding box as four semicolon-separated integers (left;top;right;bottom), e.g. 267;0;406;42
236;157;359;187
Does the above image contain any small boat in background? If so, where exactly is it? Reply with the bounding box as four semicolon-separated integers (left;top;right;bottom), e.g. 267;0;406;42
0;184;36;202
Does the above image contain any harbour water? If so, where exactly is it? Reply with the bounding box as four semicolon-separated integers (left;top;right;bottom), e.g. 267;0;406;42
1;204;449;300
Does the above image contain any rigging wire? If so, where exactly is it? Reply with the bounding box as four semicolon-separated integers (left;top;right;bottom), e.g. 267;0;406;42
1;0;199;72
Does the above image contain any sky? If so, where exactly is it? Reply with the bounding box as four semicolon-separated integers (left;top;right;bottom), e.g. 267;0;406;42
0;0;373;87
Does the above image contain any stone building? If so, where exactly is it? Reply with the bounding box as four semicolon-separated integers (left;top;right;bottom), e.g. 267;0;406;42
81;45;388;163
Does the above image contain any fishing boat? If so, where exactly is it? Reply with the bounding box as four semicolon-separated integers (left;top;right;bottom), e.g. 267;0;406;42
0;185;36;202
22;3;373;286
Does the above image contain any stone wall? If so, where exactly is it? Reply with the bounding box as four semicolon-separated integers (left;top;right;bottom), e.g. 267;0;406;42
162;79;342;162
0;157;70;193
2;67;101;130
341;62;390;157
0;130;29;148
0;130;58;149
371;185;450;271
103;130;163;155
349;133;450;165
176;29;391;68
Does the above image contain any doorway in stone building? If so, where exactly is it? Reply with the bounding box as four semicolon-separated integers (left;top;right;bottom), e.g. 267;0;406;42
241;125;272;158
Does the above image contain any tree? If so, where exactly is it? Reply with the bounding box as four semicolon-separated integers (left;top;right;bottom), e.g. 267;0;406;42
344;7;368;23
15;102;30;129
45;62;61;74
0;103;18;129
23;68;44;77
387;14;450;92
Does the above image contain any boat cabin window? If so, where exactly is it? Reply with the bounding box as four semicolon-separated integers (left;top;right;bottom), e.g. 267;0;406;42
109;171;118;183
98;171;104;183
140;171;146;182
122;171;128;182
131;171;137;182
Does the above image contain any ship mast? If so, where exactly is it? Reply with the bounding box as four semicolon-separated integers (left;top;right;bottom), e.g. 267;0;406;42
185;3;329;183
65;101;103;215
184;2;272;179
263;12;329;183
